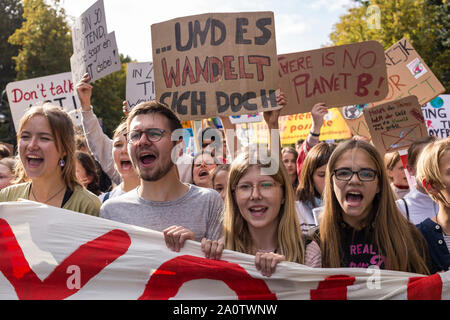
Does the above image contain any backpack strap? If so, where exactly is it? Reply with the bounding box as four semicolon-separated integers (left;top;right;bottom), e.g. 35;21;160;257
102;191;111;203
401;198;410;222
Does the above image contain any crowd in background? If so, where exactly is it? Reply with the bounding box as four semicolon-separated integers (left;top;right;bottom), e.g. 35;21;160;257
0;73;449;277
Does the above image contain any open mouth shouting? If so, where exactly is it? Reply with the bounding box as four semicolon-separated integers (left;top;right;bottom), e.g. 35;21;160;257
138;151;157;168
248;205;269;217
26;154;44;168
345;190;364;207
120;159;133;171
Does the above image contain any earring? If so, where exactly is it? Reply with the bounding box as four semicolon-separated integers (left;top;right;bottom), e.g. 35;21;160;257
58;159;65;167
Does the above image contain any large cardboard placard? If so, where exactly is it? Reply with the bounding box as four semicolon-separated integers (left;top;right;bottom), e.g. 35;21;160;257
421;95;450;138
363;95;427;155
277;41;388;116
341;38;445;138
126;62;155;110
70;0;120;84
6;72;82;130
151;12;281;121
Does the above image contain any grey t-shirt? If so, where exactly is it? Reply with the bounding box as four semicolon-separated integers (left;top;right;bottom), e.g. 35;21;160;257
100;184;223;241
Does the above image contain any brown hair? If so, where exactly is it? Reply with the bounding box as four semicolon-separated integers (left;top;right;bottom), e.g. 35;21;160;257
406;136;437;169
320;139;430;274
297;142;337;204
126;101;182;134
75;151;101;195
16;103;80;191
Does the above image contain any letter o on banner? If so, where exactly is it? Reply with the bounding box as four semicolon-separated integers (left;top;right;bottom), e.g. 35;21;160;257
138;255;277;300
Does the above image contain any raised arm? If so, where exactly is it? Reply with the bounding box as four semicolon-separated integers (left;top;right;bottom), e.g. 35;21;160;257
76;73;121;185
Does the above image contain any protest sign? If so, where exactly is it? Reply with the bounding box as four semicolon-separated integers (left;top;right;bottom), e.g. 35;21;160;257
421;95;450;138
0;200;448;300
278;41;388;116
229;113;263;124
242;108;351;145
341;38;446;138
70;0;121;84
6;72;82;130
151;12;281;121
364;95;428;155
126;62;155;110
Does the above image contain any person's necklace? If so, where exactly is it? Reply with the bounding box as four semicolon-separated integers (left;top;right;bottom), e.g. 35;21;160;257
30;184;66;204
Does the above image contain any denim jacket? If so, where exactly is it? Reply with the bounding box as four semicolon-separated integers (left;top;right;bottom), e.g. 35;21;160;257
417;218;450;273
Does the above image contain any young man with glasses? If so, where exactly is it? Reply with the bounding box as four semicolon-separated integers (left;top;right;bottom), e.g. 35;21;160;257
100;101;223;252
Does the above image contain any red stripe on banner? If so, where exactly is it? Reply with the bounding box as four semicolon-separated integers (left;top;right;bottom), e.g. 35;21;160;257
139;255;277;300
407;274;442;300
0;218;131;300
310;275;356;300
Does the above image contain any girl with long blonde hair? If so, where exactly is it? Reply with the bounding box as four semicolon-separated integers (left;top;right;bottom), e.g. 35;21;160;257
202;150;321;276
318;139;431;274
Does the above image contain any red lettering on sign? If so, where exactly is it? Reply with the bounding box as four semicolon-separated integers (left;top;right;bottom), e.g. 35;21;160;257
139;255;277;300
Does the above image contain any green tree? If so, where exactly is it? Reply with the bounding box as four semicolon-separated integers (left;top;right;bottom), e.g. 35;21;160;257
8;0;73;80
0;0;23;92
329;0;449;92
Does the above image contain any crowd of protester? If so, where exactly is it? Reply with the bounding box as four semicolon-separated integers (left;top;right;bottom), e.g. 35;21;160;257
0;72;449;277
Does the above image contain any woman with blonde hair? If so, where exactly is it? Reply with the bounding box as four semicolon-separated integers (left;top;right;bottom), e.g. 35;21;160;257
202;150;321;277
0;103;101;215
416;138;450;272
318;139;431;274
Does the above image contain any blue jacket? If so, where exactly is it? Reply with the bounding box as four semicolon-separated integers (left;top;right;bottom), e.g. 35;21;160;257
417;218;450;273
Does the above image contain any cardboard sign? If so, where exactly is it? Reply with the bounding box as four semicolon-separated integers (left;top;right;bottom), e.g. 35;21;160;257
364;95;427;155
341;38;446;138
5;72;82;130
151;12;281;121
277;41;388;116
421;95;450;138
126;62;155;110
375;38;445;106
70;0;120;84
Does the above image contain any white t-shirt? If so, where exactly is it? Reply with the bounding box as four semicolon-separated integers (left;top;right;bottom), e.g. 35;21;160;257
396;184;439;225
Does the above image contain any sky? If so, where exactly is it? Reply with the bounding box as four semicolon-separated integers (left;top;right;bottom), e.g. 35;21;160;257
60;0;356;62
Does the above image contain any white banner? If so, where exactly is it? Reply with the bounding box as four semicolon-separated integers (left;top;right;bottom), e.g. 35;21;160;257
5;72;82;130
126;62;155;110
0;201;448;300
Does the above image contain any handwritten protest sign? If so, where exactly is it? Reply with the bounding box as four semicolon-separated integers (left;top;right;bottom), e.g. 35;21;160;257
364;95;427;155
277;41;388;116
229;113;262;124
242;108;351;145
421;95;450;138
70;0;120;84
341;38;445;138
126;62;155;110
6;72;81;130
151;12;280;121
